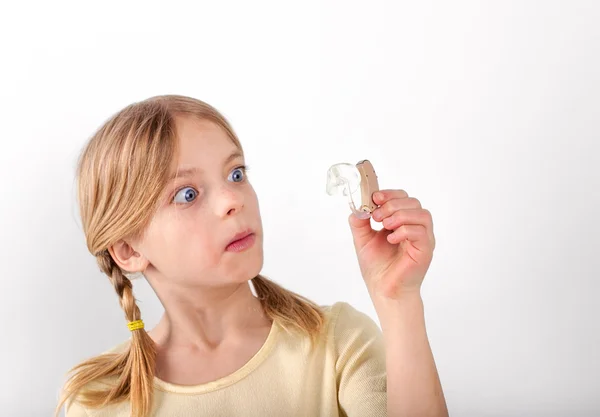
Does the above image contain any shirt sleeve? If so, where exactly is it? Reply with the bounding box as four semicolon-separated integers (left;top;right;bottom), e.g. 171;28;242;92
333;301;387;417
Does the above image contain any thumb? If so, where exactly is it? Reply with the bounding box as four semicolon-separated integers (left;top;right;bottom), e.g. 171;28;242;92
348;212;376;252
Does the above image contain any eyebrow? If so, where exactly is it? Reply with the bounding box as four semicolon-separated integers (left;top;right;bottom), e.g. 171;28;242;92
171;150;244;180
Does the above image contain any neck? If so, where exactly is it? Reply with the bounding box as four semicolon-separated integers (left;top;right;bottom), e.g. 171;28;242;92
148;280;269;351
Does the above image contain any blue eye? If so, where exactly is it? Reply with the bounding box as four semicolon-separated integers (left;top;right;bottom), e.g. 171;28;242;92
173;187;198;204
229;166;249;183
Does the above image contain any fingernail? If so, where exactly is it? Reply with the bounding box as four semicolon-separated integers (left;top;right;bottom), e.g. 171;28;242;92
374;192;383;201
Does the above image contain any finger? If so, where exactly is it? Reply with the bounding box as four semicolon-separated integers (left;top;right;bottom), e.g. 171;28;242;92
372;197;422;222
387;224;430;248
372;189;409;205
382;208;433;232
348;212;376;250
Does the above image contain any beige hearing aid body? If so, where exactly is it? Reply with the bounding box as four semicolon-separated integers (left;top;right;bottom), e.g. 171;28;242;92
326;159;380;219
355;160;380;214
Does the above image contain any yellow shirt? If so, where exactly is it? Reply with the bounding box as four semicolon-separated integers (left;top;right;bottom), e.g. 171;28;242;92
65;302;387;416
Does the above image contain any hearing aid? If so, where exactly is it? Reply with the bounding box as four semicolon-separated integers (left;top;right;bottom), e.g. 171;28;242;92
326;159;380;219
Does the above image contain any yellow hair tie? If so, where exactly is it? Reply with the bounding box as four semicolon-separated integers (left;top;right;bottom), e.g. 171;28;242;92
127;320;144;331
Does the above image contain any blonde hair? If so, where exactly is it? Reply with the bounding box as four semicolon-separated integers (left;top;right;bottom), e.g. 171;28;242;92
55;95;324;417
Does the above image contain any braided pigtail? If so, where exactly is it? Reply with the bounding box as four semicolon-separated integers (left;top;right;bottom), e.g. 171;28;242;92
55;252;157;417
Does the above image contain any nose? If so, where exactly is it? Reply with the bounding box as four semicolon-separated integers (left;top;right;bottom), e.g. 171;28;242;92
216;183;245;217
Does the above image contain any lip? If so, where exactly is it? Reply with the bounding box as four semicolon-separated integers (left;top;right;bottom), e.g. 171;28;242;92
226;229;254;247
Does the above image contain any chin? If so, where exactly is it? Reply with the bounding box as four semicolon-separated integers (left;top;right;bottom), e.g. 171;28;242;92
246;248;265;280
228;246;264;283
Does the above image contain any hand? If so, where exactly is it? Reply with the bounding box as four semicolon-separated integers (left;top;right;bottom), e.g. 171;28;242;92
348;189;436;300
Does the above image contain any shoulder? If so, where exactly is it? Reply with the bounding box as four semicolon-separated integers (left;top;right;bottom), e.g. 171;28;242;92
63;340;132;416
65;398;90;417
320;301;384;351
102;338;132;354
321;302;387;413
323;301;382;334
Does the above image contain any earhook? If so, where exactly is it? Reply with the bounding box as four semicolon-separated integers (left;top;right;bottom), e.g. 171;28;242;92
326;159;380;219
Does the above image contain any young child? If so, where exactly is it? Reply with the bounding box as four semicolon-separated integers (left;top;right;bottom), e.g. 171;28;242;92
55;95;448;417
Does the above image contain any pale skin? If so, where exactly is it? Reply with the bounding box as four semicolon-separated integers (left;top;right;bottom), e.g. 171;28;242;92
110;116;272;384
110;115;448;415
350;192;449;416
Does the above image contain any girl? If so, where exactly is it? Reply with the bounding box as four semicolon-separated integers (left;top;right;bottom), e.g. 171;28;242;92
55;95;448;417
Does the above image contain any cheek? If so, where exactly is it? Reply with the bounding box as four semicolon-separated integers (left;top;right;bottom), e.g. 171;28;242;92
179;232;221;269
141;216;222;277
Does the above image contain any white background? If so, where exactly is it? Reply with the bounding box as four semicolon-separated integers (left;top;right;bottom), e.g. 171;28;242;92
1;1;598;416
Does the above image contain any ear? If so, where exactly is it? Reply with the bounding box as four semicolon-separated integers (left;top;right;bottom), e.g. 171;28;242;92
108;240;149;274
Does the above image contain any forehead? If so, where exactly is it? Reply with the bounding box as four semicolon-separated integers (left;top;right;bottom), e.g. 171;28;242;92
173;116;239;165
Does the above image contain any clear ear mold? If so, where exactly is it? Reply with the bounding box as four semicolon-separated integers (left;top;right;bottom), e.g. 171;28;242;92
326;159;380;219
